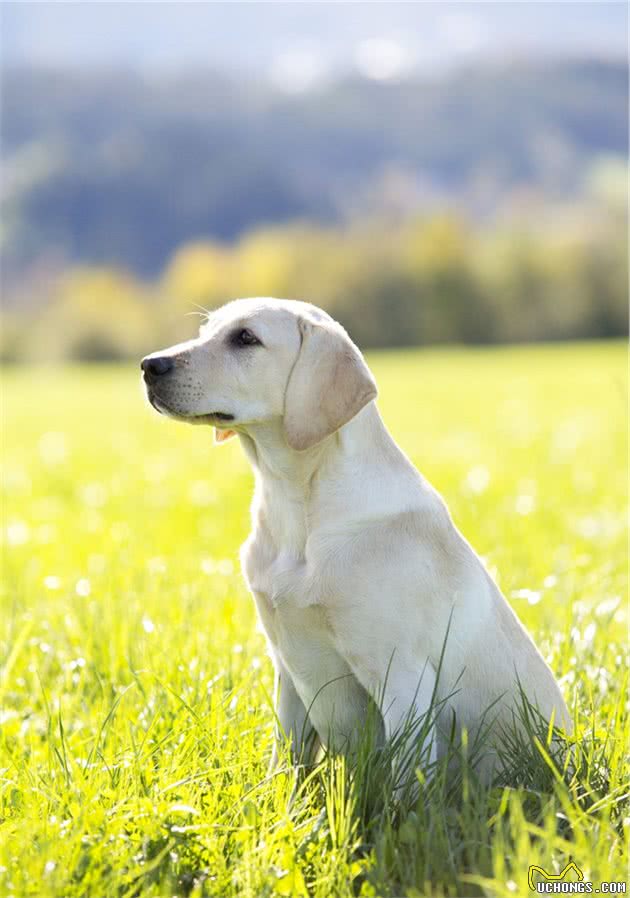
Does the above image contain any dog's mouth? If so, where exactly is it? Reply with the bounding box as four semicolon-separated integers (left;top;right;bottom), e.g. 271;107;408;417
147;390;234;425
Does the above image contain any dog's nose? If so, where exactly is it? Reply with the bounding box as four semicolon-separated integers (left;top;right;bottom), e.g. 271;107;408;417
141;356;174;378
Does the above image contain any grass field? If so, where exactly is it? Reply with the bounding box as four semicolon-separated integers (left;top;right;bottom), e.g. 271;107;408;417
1;342;627;898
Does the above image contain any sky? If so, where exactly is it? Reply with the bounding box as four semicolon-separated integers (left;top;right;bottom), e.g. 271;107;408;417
2;2;627;88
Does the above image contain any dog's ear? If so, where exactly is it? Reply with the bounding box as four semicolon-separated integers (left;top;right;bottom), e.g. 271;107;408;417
284;316;377;451
214;428;236;444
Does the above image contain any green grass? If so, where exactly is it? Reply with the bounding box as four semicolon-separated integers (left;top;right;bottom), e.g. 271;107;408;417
1;342;627;898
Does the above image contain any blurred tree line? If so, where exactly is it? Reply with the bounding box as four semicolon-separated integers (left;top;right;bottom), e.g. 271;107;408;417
2;59;627;282
2;58;627;358
2;198;626;361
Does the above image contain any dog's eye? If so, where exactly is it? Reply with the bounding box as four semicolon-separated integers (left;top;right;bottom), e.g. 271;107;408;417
230;328;261;348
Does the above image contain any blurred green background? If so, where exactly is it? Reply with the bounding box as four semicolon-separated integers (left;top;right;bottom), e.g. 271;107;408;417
1;3;628;360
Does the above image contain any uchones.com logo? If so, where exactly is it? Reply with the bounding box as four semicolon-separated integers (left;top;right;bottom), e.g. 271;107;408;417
528;860;627;893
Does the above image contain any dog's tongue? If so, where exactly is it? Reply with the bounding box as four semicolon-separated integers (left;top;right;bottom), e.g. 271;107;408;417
215;428;236;443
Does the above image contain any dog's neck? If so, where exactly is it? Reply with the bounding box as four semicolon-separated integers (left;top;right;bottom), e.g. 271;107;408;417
237;403;411;555
239;401;391;483
237;418;331;555
238;419;332;490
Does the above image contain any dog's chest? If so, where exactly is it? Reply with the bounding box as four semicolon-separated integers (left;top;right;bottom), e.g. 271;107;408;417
246;543;332;676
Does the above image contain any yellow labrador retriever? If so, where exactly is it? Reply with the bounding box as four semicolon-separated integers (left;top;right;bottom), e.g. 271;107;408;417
142;298;570;782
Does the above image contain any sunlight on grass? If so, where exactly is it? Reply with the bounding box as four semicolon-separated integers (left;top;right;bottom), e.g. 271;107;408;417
1;342;627;897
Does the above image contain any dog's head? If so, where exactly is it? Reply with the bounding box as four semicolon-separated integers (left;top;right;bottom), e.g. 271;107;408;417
141;298;377;450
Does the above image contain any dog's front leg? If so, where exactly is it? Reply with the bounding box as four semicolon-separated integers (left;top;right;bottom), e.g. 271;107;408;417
270;661;319;770
347;650;438;793
382;661;438;790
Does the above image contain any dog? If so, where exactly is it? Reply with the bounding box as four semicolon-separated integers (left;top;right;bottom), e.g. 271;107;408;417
142;297;571;783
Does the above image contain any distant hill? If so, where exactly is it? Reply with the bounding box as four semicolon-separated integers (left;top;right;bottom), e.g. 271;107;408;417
1;59;627;280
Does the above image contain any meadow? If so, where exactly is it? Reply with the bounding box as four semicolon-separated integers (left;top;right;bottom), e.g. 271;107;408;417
1;342;627;897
